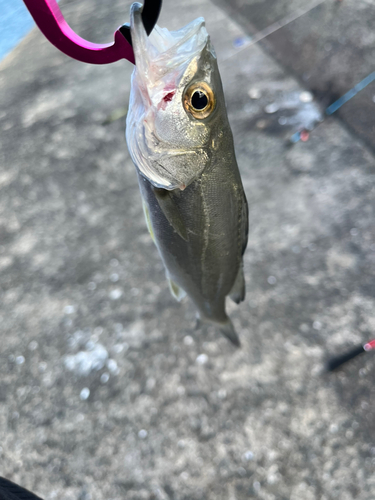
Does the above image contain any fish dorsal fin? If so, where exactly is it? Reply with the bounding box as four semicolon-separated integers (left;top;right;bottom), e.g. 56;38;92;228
153;188;188;241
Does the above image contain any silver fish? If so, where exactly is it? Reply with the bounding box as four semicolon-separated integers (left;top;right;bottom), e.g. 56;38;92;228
126;3;248;345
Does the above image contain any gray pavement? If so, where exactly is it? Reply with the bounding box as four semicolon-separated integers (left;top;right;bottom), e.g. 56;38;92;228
0;0;375;499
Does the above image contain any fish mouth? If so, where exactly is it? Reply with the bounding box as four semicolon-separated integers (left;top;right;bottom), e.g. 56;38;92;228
129;3;148;73
130;2;208;88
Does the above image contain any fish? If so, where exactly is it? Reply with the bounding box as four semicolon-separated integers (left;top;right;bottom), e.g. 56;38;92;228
126;2;248;345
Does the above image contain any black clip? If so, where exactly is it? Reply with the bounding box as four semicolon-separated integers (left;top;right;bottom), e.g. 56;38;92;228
119;0;163;46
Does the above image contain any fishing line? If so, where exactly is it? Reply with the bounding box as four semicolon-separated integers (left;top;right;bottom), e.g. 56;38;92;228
223;0;329;61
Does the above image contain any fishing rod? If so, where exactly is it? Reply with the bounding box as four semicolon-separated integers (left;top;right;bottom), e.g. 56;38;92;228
327;338;375;371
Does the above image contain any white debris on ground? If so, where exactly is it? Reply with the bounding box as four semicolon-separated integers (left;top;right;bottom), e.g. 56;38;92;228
264;91;323;131
79;387;90;400
64;343;109;377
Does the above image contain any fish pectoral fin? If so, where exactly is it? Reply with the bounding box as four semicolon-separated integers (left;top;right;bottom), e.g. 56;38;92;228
153;187;188;241
229;262;246;304
168;277;187;302
142;200;156;244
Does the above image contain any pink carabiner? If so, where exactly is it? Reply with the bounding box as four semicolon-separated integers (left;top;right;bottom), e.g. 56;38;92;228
23;0;135;64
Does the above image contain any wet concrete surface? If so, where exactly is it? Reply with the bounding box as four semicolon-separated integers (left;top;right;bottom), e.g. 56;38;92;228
1;0;375;499
215;0;375;150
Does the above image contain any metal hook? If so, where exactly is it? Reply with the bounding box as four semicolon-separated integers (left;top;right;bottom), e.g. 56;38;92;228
22;0;162;65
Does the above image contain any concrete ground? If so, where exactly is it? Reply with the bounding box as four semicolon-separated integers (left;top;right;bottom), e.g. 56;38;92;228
0;0;374;499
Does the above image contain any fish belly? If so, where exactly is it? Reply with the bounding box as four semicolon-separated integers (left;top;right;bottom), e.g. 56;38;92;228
137;154;246;325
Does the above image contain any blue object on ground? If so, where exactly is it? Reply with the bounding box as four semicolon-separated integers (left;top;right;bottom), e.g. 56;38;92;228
290;131;301;143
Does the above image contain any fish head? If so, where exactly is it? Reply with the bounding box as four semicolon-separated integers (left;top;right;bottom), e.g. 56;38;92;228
126;2;227;190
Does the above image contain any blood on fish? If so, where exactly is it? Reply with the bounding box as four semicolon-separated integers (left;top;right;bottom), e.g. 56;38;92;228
158;90;176;110
164;92;175;102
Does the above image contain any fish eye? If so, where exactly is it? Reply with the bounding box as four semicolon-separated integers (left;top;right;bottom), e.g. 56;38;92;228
183;82;215;119
192;91;208;110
